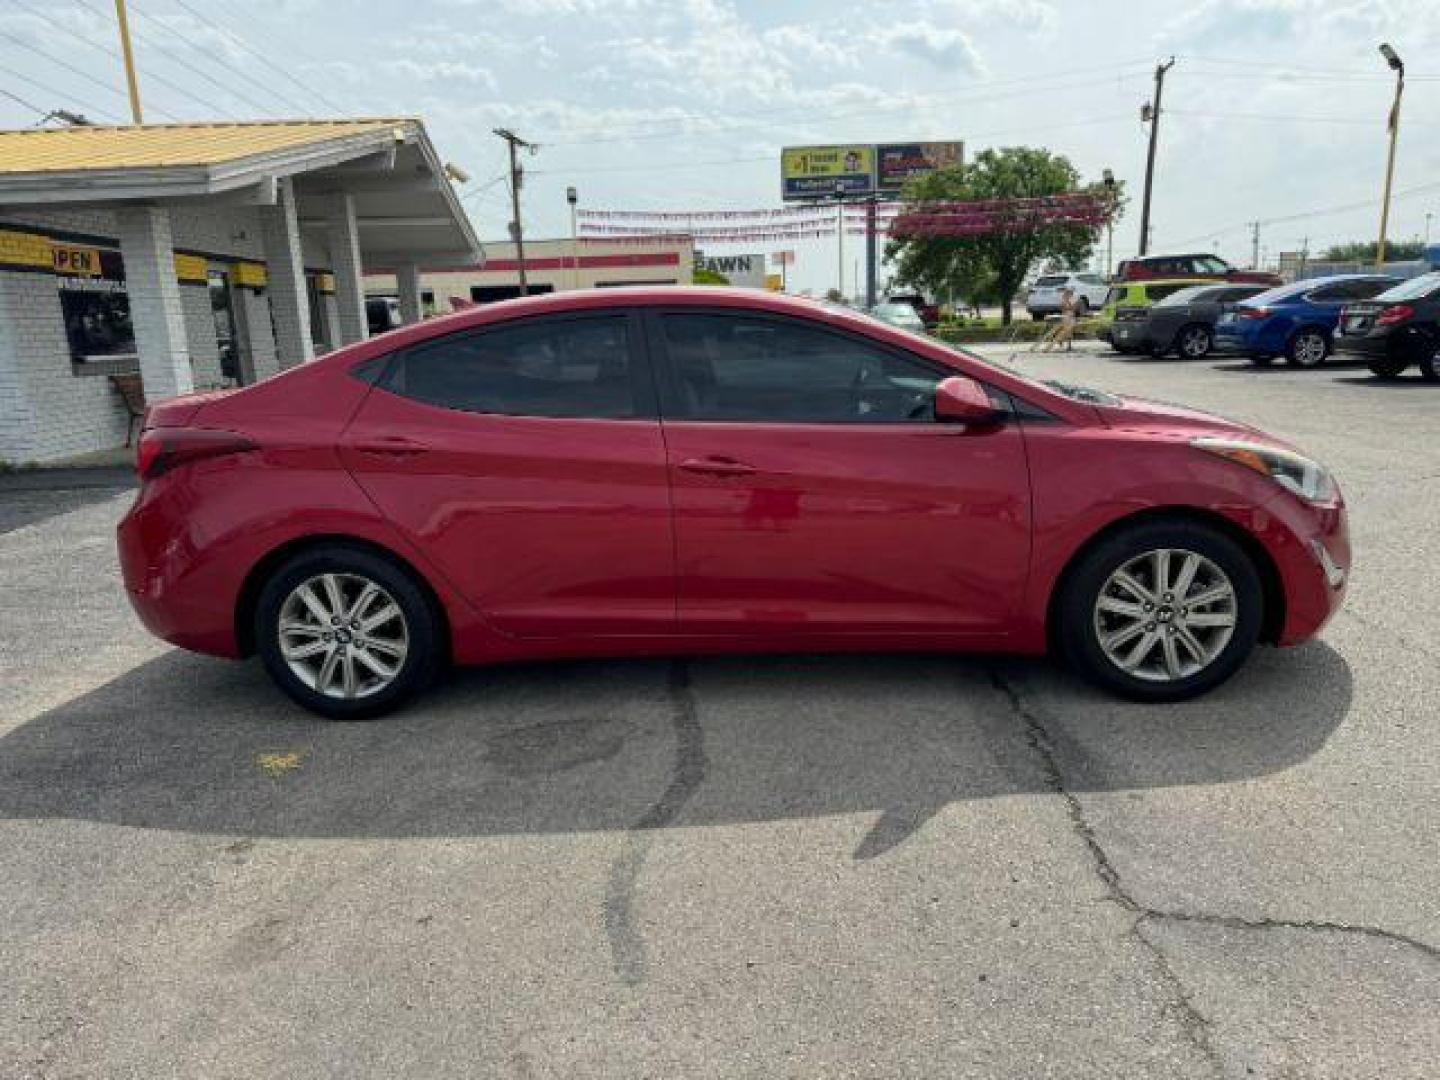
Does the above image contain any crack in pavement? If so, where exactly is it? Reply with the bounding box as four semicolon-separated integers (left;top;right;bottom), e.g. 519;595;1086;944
987;669;1439;1076
603;659;707;986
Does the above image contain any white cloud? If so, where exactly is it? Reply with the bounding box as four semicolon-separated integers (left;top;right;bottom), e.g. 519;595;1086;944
874;24;984;74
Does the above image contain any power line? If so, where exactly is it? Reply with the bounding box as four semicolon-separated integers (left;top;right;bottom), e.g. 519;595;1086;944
0;84;48;120
165;0;347;114
66;0;235;119
0;66;123;124
124;0;296;117
543;66;1154;147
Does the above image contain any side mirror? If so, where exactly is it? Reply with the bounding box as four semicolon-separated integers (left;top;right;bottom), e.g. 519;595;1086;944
934;376;1005;427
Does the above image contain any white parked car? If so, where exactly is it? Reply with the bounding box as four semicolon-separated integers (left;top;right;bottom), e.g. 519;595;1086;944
1025;272;1108;319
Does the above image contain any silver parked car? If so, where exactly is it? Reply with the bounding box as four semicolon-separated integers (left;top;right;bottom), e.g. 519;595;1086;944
1026;272;1108;320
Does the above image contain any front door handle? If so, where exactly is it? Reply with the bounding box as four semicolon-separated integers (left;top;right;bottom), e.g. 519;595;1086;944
678;456;757;478
352;436;429;458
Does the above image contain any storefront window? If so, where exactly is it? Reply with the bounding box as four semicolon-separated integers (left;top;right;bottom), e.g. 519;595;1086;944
60;247;135;369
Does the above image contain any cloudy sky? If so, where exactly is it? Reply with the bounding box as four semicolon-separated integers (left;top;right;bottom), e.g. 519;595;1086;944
4;0;1440;294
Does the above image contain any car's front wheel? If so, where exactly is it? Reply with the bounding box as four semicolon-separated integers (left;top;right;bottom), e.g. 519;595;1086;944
1368;355;1408;379
255;544;442;720
1056;520;1263;702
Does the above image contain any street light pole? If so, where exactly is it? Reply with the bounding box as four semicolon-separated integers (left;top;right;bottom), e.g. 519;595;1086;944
1376;42;1405;268
835;181;845;301
1137;56;1174;257
1102;168;1116;277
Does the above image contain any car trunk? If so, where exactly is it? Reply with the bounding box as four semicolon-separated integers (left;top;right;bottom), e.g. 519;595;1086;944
1338;302;1384;336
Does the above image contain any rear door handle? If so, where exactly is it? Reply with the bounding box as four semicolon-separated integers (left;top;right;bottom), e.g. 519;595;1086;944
352;436;429;458
678;456;757;478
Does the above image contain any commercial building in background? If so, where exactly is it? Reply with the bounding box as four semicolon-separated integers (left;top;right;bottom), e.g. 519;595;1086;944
363;236;694;312
0;118;479;464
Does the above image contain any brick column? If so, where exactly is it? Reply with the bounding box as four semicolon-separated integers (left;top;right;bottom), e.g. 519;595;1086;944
116;206;193;400
259;177;314;369
321;193;367;345
397;262;423;324
319;291;341;351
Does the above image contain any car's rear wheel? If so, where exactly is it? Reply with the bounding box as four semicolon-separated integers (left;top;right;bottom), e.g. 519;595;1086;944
1176;324;1213;359
255;545;442;720
1368;355;1408;379
1287;329;1329;368
1056;520;1263;702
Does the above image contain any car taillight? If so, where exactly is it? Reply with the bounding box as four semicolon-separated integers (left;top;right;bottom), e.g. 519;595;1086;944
1376;304;1414;326
1238;307;1271;320
136;428;257;480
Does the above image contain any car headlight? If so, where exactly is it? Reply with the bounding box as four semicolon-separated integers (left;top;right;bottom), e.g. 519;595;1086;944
1191;437;1339;504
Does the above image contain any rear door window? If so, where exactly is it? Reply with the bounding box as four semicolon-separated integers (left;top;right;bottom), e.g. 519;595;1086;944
1145;283;1192;302
380;314;646;419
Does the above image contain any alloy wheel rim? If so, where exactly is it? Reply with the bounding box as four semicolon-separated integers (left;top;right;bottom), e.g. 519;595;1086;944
1295;334;1326;366
278;573;409;700
1092;548;1238;683
1181;328;1210;357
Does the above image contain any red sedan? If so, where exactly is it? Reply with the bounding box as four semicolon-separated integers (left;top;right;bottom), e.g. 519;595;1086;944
117;288;1349;719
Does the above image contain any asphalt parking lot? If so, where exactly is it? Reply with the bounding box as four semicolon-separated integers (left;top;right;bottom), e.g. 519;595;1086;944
1;344;1436;1079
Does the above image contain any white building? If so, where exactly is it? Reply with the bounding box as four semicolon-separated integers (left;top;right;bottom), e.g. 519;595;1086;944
0;118;479;464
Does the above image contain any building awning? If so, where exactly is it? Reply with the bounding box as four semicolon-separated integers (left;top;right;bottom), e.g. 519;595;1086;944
0;119;481;266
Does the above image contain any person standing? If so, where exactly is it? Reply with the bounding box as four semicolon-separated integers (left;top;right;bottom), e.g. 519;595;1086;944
1034;286;1079;352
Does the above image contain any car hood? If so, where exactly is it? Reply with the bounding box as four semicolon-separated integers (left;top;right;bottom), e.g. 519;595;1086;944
1093;393;1270;439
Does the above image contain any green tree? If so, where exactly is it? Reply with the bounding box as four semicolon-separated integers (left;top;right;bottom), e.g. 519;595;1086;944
885;147;1116;325
1321;239;1425;263
693;267;730;285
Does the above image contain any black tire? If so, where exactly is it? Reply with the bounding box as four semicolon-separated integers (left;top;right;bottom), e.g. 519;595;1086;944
1418;343;1440;383
1286;328;1330;368
1031;312;1046;322
1113;344;1138;355
1368;355;1408;379
1175;323;1213;360
1055;519;1264;702
255;544;443;720
1076;297;1090;316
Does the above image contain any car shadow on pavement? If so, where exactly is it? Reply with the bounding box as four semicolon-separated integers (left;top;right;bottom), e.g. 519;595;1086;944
0;641;1352;848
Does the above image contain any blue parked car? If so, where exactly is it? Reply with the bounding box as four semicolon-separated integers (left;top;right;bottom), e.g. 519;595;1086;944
1214;274;1399;367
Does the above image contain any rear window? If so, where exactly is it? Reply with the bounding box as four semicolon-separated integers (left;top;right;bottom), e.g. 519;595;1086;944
381;314;639;418
1376;271;1440;302
1144;283;1194;301
1154;285;1215;307
1034;275;1067;287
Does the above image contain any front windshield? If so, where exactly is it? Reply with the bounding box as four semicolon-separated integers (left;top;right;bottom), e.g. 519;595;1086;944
955;348;1122;406
1376;271;1440;302
872;304;919;320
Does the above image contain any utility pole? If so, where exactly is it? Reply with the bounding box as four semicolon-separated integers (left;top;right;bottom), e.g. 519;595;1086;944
1376;43;1405;267
835;182;845;301
1137;56;1175;257
494;128;535;295
566;185;579;291
1300;235;1310;277
1249;221;1261;269
1102;168;1117;277
1425;213;1433;249
113;0;143;124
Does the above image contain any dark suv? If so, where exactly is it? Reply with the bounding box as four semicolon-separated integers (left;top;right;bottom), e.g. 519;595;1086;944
1335;271;1440;380
1116;253;1282;287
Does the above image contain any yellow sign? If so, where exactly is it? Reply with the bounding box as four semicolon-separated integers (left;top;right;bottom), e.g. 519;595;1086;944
234;261;268;289
51;243;103;277
0;229;53;271
781;145;874;199
765;273;783;291
314;272;336;294
174;253;209;283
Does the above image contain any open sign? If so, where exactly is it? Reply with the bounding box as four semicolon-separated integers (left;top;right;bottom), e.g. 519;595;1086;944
52;245;102;276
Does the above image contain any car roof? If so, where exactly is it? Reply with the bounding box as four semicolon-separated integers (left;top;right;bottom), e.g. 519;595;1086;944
1247;273;1398;303
1118;277;1218;288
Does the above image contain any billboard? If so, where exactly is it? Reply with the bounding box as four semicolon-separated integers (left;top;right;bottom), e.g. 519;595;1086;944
781;145;875;200
876;142;964;193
